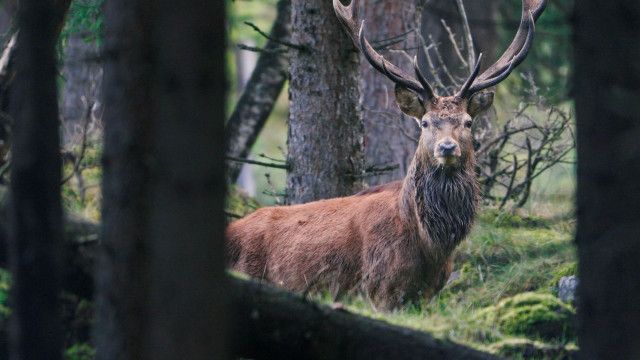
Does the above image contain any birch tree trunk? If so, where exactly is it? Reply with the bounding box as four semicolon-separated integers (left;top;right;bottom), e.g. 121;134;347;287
95;1;229;358
287;0;364;204
7;0;65;358
226;0;292;184
574;0;640;358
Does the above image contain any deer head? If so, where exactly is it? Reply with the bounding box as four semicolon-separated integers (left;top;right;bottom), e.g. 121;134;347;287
333;0;546;170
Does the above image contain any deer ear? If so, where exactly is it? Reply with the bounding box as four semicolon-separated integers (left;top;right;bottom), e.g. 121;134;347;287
394;84;426;119
467;91;494;118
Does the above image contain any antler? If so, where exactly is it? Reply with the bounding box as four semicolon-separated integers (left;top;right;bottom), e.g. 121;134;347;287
333;0;546;100
463;0;547;96
333;0;434;100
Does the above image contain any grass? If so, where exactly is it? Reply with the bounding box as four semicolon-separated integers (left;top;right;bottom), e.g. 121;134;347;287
56;146;578;359
307;208;577;358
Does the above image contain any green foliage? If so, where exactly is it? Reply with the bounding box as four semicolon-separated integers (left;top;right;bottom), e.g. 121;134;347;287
0;269;11;322
62;0;104;44
227;0;278;46
62;144;103;221
65;343;95;360
474;292;575;341
226;185;261;218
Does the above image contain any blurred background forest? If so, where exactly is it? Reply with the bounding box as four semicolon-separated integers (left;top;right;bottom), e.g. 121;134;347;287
0;0;581;358
227;0;573;212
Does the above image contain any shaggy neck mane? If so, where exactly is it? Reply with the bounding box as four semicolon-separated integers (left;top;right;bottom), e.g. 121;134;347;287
401;154;479;257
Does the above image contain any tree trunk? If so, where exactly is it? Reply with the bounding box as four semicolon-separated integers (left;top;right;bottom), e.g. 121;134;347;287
229;277;498;360
226;0;291;184
359;0;425;186
60;32;103;145
0;0;71;167
574;0;640;358
6;0;65;358
95;1;229;359
287;0;364;204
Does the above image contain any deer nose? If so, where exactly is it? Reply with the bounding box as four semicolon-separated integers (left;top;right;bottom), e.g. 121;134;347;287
439;141;457;156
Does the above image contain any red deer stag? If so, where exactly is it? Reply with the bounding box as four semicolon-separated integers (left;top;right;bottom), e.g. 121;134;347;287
227;0;547;310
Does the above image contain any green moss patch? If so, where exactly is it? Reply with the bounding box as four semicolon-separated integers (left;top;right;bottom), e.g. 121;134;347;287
475;292;575;341
489;338;577;359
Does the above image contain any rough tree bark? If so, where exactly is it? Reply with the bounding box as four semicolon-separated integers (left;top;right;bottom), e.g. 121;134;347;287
226;0;291;183
95;1;228;359
6;0;65;359
359;0;425;185
574;0;640;358
287;0;364;204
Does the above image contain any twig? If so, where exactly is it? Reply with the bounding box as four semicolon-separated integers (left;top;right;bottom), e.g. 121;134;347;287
61;101;92;185
440;19;467;67
226;156;289;170
455;0;476;67
237;44;288;54
258;153;287;163
499;155;518;210
243;21;306;51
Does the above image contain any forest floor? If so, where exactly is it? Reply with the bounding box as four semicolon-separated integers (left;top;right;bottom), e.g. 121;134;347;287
0;146;578;360
311;208;578;359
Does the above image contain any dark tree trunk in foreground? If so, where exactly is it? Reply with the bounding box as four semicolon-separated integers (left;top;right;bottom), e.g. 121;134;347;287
574;0;640;358
226;0;291;183
95;1;228;359
287;0;364;204
360;0;424;185
0;0;71;165
229;277;498;360
7;0;64;359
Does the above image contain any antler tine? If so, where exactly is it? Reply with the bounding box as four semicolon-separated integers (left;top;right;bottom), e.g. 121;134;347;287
358;21;426;96
332;0;359;44
333;0;430;98
468;14;535;93
456;53;483;99
413;55;435;100
465;0;547;96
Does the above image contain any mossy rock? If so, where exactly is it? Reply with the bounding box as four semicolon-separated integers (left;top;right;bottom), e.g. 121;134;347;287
548;262;578;291
226;185;261;218
489;338;577;359
475;292;575;341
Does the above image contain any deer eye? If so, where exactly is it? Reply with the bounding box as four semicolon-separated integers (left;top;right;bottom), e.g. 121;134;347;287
464;120;473;128
421;120;429;128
